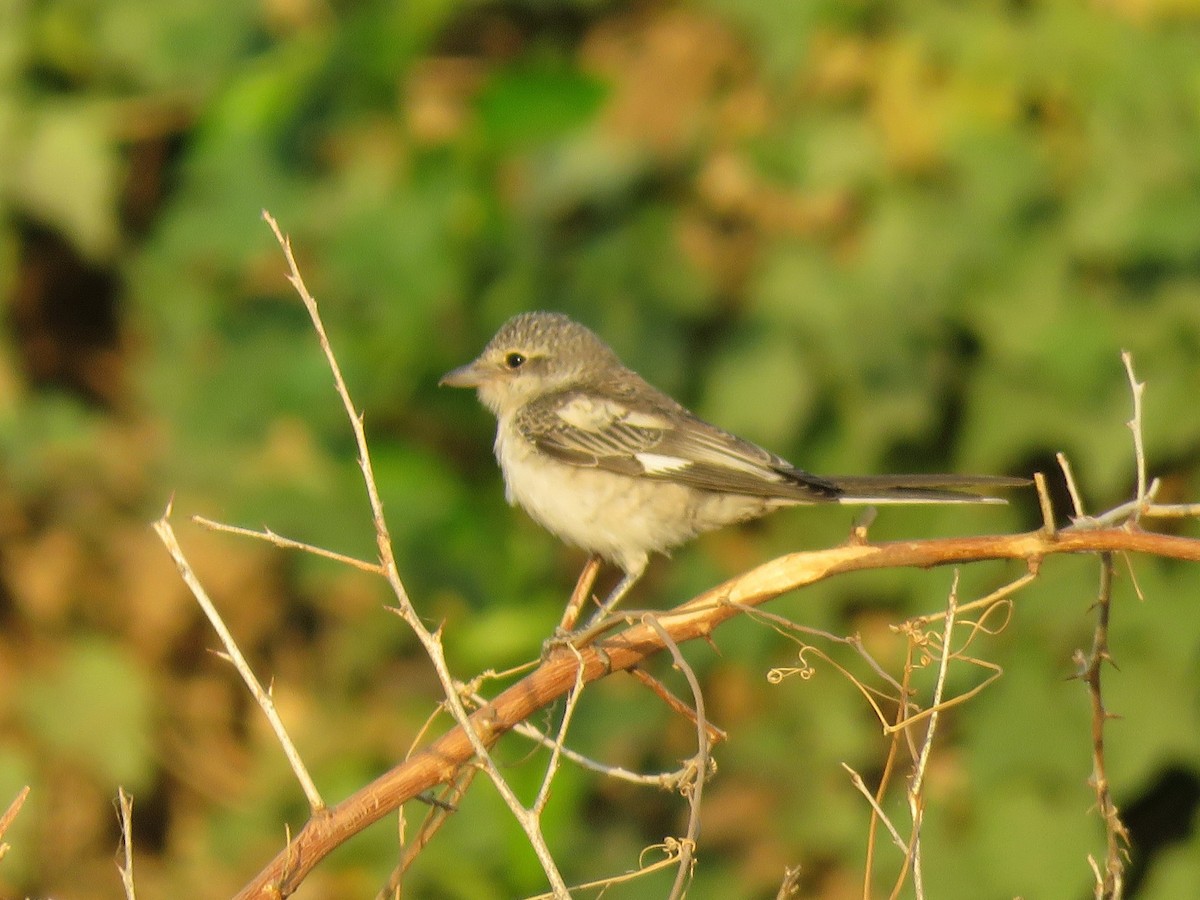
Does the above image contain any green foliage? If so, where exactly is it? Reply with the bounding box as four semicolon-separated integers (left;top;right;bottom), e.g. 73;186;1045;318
2;0;1200;896
18;639;155;790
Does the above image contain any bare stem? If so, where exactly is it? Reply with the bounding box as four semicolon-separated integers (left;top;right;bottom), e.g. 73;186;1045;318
192;516;383;574
0;786;30;863
906;575;959;900
153;509;324;813
261;211;569;896
1079;554;1128;899
116;788;137;900
644;615;711;900
1122;351;1147;511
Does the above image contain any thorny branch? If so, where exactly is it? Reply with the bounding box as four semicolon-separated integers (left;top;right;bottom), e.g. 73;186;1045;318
267;211;574;897
154;510;324;813
147;218;1199;899
1078;554;1128;900
230;522;1200;899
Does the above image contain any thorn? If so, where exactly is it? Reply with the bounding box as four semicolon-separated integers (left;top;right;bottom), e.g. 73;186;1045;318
849;507;877;545
415;791;457;812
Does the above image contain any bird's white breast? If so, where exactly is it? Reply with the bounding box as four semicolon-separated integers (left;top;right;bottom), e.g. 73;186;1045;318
493;417;772;576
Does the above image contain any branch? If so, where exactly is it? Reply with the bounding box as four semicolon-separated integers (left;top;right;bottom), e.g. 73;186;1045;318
233;524;1200;898
255;211;570;895
1079;554;1129;899
0;786;30;863
154;507;324;813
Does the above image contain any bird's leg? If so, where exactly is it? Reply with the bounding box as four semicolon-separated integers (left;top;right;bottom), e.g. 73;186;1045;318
583;569;642;628
558;555;603;633
543;567;644;656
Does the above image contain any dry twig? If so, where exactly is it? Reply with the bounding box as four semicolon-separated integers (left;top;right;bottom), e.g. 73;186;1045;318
153;507;324;813
901;575;959;900
645;614;712;900
0;786;30;863
116;788;137;900
1078;556;1129;900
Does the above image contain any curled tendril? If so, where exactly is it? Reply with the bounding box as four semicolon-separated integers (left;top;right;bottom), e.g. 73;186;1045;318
767;647;817;683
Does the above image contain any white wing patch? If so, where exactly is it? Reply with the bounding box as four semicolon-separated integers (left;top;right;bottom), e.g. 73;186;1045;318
553;396;671;437
635;453;693;475
554;396;626;430
621;408;669;429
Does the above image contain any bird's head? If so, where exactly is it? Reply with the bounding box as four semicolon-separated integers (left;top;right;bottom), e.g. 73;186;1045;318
440;311;621;418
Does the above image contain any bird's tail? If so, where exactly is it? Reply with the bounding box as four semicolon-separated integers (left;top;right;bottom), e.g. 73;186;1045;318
826;473;1030;505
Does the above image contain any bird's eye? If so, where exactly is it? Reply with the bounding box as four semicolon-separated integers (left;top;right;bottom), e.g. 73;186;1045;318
505;352;526;370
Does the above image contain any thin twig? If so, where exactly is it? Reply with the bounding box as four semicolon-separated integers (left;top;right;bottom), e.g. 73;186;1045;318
775;866;804;899
153;508;324;813
0;786;30;862
1034;472;1057;534
1058;452;1086;519
1071;355;1182;532
464;682;689;786
192;516;383;574
871;662;913;900
844;763;907;852
1137;501;1200;518
260;213;399;590
644;615;710;900
116;788;137;900
534;648;586;816
1068;485;1189;530
627;667;727;745
503;713;690;786
1122;351;1147;512
378;770;478;900
905;575;959;900
1078;554;1128;899
526;842;691;899
733;603;907;699
262;211;569;896
907;571;1034;627
1068;481;1153;529
392;802;406;900
559;555;602;632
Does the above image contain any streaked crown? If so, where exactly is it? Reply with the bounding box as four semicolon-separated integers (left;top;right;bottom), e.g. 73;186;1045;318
443;311;623;416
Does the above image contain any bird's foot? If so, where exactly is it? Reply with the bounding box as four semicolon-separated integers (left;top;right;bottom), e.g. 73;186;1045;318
541;614;624;659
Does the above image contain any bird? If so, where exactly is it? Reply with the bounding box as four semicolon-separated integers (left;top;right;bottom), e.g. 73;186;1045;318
441;311;1025;627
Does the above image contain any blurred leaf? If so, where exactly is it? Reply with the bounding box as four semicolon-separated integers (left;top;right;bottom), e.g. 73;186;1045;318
11;100;120;260
18;639;155;790
475;59;607;150
699;324;816;450
97;0;259;90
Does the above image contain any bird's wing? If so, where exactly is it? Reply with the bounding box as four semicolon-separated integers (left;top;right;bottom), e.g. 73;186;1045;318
515;389;840;501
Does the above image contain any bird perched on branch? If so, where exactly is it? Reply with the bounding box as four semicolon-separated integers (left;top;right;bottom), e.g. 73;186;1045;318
441;311;1025;626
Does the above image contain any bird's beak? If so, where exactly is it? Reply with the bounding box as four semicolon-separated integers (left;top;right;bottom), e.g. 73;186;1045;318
439;359;487;389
